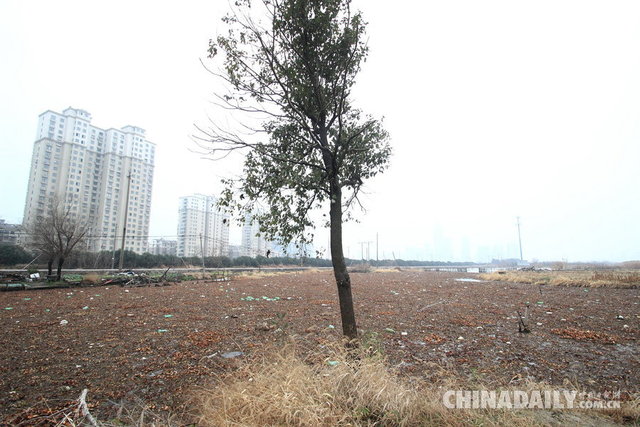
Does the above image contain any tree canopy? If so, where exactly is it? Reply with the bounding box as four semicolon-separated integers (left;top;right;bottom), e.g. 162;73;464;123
202;0;391;337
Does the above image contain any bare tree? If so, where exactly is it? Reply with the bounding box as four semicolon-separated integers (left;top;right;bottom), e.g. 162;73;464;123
29;198;89;280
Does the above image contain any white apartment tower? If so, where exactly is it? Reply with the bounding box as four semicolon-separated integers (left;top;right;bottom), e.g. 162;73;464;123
240;211;272;257
177;194;229;258
22;107;155;254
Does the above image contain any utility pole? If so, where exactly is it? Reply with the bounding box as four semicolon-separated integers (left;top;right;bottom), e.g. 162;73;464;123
359;241;373;261
376;233;379;262
516;216;523;261
111;232;117;270
200;233;206;271
118;171;132;271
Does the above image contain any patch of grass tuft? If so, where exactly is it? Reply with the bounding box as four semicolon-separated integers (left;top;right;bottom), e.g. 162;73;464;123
480;270;640;288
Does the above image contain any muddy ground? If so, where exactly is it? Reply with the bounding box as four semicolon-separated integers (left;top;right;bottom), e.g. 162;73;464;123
0;270;638;422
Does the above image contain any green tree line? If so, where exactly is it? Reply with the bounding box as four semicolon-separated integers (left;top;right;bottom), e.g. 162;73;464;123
0;245;477;269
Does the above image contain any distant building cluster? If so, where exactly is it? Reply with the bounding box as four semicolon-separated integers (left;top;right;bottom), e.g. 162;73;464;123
22;107;155;254
17;107;285;261
240;211;273;257
176;194;229;258
0;219;20;245
150;238;177;256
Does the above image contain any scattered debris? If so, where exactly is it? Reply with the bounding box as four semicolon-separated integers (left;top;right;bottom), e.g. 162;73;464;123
60;320;68;326
103;268;173;287
423;333;446;344
551;327;619;344
0;269;636;421
0;283;28;291
221;351;243;359
256;322;274;331
242;295;280;302
0;273;29;283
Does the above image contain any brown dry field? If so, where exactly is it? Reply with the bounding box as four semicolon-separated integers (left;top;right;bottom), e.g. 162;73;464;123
0;270;638;422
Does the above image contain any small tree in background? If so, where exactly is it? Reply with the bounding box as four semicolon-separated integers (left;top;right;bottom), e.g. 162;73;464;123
0;245;33;267
29;198;89;280
200;0;391;338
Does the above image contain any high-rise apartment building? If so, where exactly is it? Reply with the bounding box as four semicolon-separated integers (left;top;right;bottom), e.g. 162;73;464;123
22;107;155;254
240;211;273;257
176;194;229;257
150;238;177;256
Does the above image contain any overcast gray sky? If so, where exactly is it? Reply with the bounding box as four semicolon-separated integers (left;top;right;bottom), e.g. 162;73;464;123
1;0;639;262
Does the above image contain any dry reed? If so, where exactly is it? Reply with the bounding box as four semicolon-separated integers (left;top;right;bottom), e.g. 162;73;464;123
480;270;640;289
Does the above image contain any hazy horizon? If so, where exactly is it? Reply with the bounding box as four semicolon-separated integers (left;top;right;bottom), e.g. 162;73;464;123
1;1;639;263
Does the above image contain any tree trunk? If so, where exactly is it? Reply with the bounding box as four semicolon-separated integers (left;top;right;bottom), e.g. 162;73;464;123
329;185;358;339
56;257;64;281
47;259;53;276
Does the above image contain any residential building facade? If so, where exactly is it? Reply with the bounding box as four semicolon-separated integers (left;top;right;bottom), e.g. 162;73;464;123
240;211;273;257
176;194;229;258
22;107;155;254
150;238;177;256
0;219;20;245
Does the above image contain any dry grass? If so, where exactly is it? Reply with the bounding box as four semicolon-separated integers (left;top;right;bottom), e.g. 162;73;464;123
14;340;635;426
348;263;372;273
479;270;640;288
196;340;416;426
373;267;403;273
3;391;181;427
100;399;182;427
193;339;636;426
82;273;101;284
620;260;640;269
